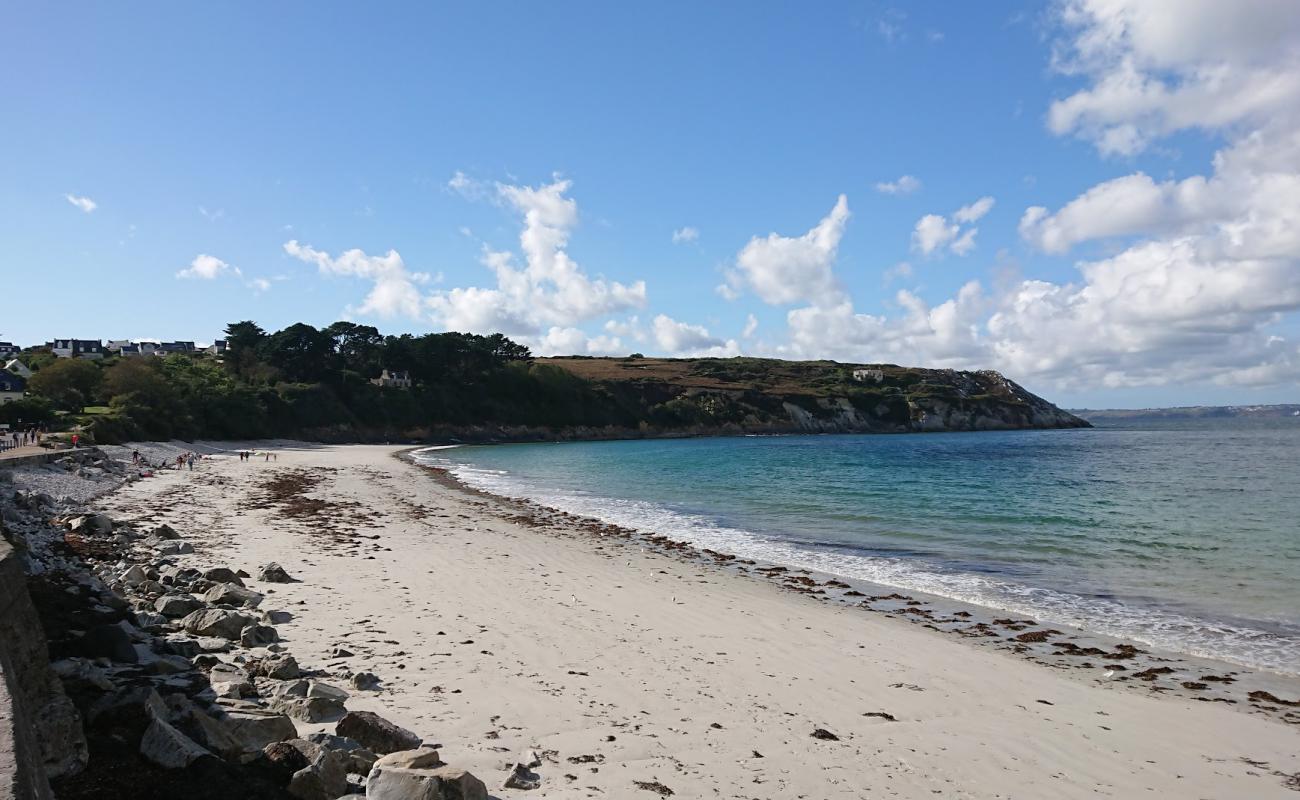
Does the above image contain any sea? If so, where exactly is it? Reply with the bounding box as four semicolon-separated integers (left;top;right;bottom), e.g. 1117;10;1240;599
412;417;1300;676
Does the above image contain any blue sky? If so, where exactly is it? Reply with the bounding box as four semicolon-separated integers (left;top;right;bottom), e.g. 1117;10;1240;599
3;1;1298;408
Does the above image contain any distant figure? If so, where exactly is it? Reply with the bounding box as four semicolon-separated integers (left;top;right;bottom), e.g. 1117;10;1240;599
71;433;80;449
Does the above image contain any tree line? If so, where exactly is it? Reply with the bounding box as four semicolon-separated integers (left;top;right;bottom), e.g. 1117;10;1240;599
4;321;635;443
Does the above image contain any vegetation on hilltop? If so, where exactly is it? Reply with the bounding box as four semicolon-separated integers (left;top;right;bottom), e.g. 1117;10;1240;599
2;321;1087;444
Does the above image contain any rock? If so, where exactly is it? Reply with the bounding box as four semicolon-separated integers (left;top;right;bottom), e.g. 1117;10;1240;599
366;764;487;800
307;681;348;701
209;664;256;699
271;695;346;723
181;607;256;639
153;523;180;539
79;623;139;662
303;733;377;775
335;710;421;755
263;740;311;778
202;567;244;585
140;717;212;769
504;762;541;790
119;564;148;586
374;747;443;770
330;646;353;658
240;623;279;647
155;594;204;617
156;540;194;555
204;582;264;609
287;746;348;800
136;579;167;596
350;671;380;690
263;609;293;624
34;694;89;778
219;707;299;754
197;636;232;652
161;634;202;658
248;653;301;680
134;611;168;629
69;513;114;534
258;562;295;583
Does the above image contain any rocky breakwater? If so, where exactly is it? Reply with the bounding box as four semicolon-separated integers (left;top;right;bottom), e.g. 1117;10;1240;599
0;483;486;798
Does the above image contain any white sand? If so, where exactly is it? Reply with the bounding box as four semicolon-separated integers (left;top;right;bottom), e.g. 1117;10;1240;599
98;444;1300;799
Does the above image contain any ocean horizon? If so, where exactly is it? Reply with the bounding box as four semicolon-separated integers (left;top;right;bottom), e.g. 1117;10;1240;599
416;417;1300;676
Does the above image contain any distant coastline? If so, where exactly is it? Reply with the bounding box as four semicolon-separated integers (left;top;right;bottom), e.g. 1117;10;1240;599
1072;403;1300;421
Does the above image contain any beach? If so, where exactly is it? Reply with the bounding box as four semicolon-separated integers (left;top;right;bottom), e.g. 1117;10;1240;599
87;442;1300;798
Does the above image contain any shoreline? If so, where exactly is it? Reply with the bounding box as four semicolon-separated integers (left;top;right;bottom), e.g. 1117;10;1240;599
406;448;1300;717
16;440;1298;798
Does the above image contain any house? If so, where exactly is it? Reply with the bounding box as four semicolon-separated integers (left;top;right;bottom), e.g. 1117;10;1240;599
105;339;133;353
206;340;228;356
4;359;31;378
51;339;104;359
154;341;196;355
0;372;25;404
852;368;884;383
370;369;413;389
0;342;19;359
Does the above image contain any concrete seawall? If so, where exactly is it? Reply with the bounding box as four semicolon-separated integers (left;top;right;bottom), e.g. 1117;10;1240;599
0;540;53;800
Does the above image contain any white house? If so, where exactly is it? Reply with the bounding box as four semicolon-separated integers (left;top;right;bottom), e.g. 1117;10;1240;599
852;368;884;383
206;339;228;356
51;339;104;360
0;372;26;404
105;339;133;353
370;369;413;389
0;342;19;359
4;359;31;378
154;341;196;356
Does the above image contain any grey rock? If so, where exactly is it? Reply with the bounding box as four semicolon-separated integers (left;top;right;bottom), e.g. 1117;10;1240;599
79;623;138;663
140;717;211;769
249;653;300;680
307;681;348;702
153;523;180;539
181;608;256;639
135;611;168;629
285;742;348;800
365;765;487;800
263;609;293;624
271;695;346;723
350;671;380;690
202;567;244;585
119;564;147;586
335;710;420;755
503;762;541;790
258;562;295;583
155;594;204;618
303;733;377;775
204;582;264;609
219;707;299;754
240;623;279;647
156;540;194;555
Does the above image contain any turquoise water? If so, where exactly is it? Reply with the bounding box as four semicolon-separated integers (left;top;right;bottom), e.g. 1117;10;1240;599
414;419;1300;675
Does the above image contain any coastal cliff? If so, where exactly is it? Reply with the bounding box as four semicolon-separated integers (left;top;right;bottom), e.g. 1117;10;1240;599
496;357;1089;439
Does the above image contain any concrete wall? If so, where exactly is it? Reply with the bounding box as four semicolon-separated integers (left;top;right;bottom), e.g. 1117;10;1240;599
0;540;53;800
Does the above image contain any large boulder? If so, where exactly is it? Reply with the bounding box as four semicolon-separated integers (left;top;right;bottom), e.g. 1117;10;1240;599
181;608;256;639
247;653;300;680
218;706;299;756
203;582;263;609
202;567;243;585
240;623;279;647
271;695;346;723
69;514;114;535
303;732;376;775
154;594;204;617
78;623;138;663
258;562;295;583
366;763;487;800
140;717;211;769
335;710;421;755
280;739;348;800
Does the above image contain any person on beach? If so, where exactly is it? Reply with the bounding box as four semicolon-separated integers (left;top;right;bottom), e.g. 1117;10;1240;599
71;433;79;448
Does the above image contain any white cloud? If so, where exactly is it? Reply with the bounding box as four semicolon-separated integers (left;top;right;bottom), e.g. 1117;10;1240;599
176;254;237;280
671;226;699;244
427;176;647;347
912;197;993;256
652;314;740;357
199;206;225;222
284;240;428;318
65;194;97;213
723;195;849;306
953;196;994;224
248;277;271;294
1047;0;1300;156
742;313;759;338
875;174;921;195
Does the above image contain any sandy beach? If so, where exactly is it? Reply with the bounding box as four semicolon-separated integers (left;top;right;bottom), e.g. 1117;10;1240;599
92;443;1300;799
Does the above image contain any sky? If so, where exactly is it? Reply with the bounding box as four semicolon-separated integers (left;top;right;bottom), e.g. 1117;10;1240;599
3;1;1299;409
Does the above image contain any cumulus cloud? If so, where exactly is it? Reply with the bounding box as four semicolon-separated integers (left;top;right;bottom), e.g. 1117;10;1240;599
671;226;699;244
284;240;429;318
652;314;740;357
875;174;922;195
912;197;992;256
65;193;97;213
427;176;647;352
721;195;849;306
775;1;1300;392
177;254;237;280
1047;0;1300;156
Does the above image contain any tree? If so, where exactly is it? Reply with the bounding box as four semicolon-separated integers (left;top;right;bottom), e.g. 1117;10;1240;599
27;358;102;411
223;320;268;380
325;321;384;378
261;323;334;383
